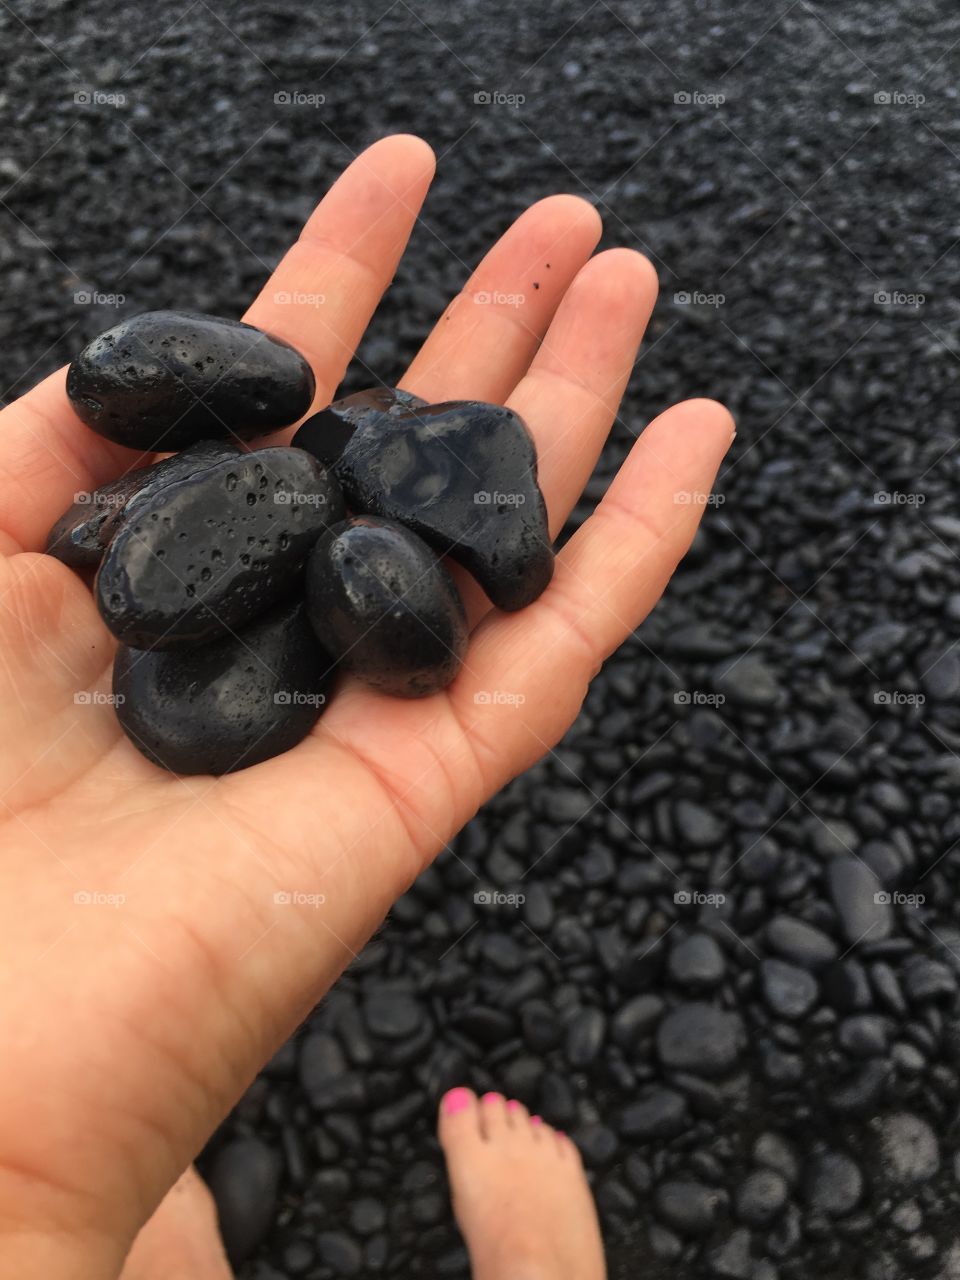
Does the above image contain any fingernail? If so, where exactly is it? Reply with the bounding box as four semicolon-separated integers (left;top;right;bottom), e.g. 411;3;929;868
442;1088;472;1115
481;1092;502;1105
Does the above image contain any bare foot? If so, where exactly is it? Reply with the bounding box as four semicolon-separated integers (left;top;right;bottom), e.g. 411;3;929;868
438;1088;607;1280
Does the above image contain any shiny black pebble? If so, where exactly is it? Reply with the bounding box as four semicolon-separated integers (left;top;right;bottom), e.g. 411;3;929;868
67;310;315;450
330;400;553;611
114;599;334;775
45;440;238;568
305;516;467;698
96;447;345;649
292;386;426;466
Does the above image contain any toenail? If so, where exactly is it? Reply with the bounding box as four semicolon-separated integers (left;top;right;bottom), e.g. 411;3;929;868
442;1088;472;1115
530;1114;543;1126
481;1092;502;1105
507;1099;521;1112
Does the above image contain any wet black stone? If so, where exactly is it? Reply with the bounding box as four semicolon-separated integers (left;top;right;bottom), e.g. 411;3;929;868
822;959;873;1012
292;386;427;465
734;1169;788;1226
98;447;344;648
753;1133;799;1186
826;1058;890;1113
766;916;838;969
67;310;315;449
827;858;892;946
521;1001;562;1052
574;1123;619;1167
668;932;725;988
113;599;333;774
674;799;725;848
350;1192;386;1233
45;439;238;567
876;1112;940;1184
206;1137;281;1266
759;959;819;1020
657;1003;745;1076
611;994;664;1047
649;1224;684;1261
902;956;957;1002
837;1014;888;1057
305;516;467;697
618;1089;690;1139
802;1151;863;1216
714;654;781;708
299;1032;348;1099
327;399;554;611
707;1227;754;1278
363;990;424;1040
565;1007;606;1066
653;1179;721;1236
316;1231;363;1276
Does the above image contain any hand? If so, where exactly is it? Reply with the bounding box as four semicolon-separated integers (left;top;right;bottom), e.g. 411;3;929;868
0;134;733;1278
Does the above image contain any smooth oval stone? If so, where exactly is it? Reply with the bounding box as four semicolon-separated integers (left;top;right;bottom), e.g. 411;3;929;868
305;516;467;697
66;310;315;450
114;599;334;774
302;399;553;611
45;440;238;568
96;446;345;649
292;386;427;466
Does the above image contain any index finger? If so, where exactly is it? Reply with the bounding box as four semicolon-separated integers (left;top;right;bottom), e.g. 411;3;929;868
0;133;436;554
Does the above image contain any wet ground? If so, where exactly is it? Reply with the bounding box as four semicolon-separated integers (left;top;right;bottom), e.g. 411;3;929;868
2;1;959;1276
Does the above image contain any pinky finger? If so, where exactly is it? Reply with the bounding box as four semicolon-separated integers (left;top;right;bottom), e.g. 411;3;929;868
451;397;735;784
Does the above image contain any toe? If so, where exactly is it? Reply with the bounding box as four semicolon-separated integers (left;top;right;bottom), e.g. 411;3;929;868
505;1097;531;1129
438;1087;483;1151
478;1091;510;1140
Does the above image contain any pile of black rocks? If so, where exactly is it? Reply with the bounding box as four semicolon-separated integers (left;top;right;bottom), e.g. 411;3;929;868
3;0;960;1276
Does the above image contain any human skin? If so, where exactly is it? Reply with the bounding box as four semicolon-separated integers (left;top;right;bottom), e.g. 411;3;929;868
0;133;733;1278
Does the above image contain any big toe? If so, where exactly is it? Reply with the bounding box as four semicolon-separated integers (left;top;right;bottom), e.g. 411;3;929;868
438;1087;483;1155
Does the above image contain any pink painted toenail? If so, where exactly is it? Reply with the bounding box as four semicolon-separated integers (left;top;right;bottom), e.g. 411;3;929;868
481;1092;502;1105
507;1099;521;1112
442;1088;472;1115
531;1115;543;1126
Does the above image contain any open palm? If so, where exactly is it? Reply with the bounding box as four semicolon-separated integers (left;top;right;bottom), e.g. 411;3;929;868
0;134;732;1277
